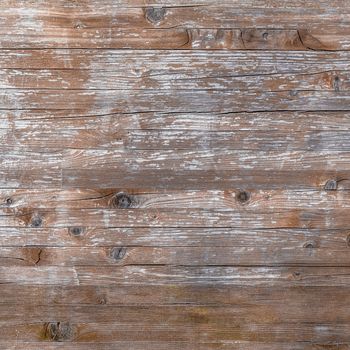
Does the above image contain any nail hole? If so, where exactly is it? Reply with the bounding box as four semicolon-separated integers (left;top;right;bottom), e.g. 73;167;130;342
5;197;12;206
324;179;337;191
112;192;132;209
69;227;84;236
145;7;166;24
236;190;250;203
110;247;127;261
262;32;268;40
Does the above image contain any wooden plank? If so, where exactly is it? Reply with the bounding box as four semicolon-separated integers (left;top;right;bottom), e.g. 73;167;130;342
0;227;348;249
2;207;350;229
2;110;349;131
0;284;347;306
3;148;350;189
2;266;350;286
1;321;350;343
3;188;350;210
64;169;350;190
0;0;348;9
0;27;345;51
62;149;350;171
2;302;350;324
1;89;349;112
0;342;346;350
0;3;349;50
2;68;349;92
1;50;350;72
4;128;350;152
2;110;350;151
1;245;350;267
1;167;347;190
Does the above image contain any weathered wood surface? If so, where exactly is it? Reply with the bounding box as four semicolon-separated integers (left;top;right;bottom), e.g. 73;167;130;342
1;1;350;349
0;2;349;50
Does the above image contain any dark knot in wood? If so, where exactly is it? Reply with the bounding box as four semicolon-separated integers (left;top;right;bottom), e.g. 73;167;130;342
43;322;74;342
112;192;132;209
292;271;301;280
30;215;43;227
68;226;85;236
236;190;250;204
324;179;337;191
111;247;127;261
303;241;317;249
5;197;12;206
333;75;340;92
346;234;350;248
145;7;166;24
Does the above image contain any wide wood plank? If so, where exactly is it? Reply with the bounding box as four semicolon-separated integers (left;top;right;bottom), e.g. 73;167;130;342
2;110;350;151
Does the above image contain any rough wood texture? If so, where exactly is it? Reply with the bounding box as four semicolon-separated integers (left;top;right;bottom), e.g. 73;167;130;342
1;1;349;349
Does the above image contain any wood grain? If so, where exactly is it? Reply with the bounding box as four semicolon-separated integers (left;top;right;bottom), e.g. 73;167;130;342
1;0;350;348
0;3;349;50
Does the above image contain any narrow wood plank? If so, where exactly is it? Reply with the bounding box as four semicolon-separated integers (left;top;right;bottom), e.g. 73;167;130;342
4;127;350;152
2;266;350;286
0;3;349;50
2;302;350;325
1;89;349;112
1;167;346;190
0;284;347;306
0;227;348;249
2;342;343;350
61;149;350;171
0;320;349;343
2;207;350;229
2;68;348;92
64;169;350;190
1;245;350;267
2;110;350;132
0;27;344;50
3;188;350;210
1;50;350;72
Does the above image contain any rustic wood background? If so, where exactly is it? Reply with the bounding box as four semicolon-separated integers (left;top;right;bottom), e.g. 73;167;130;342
1;1;350;349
